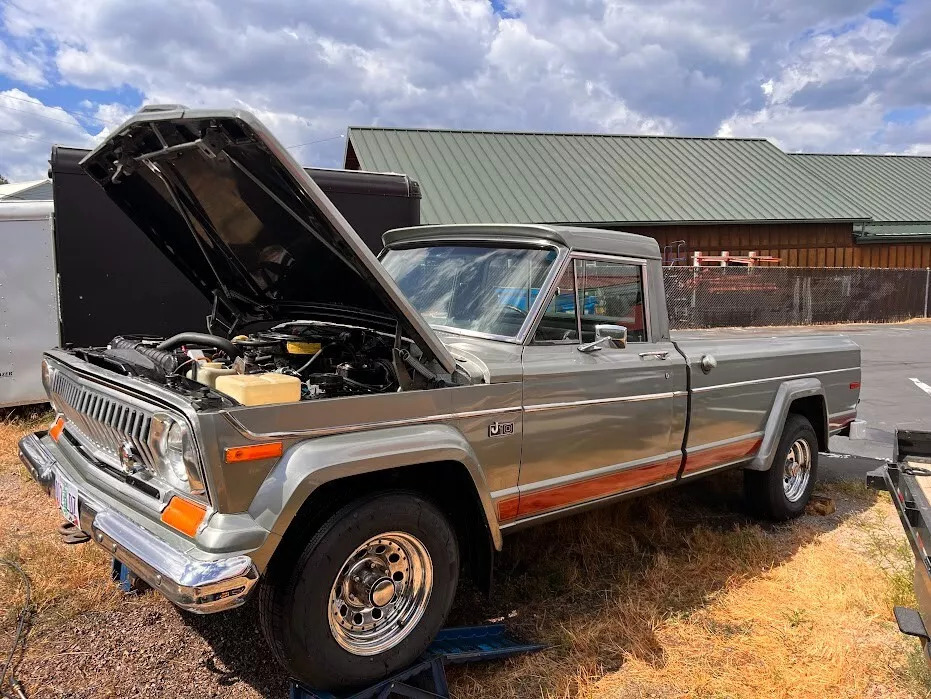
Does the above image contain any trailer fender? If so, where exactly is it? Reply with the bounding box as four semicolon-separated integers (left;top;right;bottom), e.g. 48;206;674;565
745;378;826;472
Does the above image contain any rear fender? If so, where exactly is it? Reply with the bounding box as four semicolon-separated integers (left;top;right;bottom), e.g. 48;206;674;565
745;378;826;472
247;423;502;549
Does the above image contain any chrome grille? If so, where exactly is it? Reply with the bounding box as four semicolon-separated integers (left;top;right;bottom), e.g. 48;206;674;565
50;370;158;472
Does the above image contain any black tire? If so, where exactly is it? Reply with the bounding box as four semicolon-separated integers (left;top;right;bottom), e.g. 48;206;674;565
258;491;459;691
744;414;819;520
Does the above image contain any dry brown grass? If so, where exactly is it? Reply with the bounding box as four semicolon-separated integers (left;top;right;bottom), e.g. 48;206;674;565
0;410;126;632
1;413;928;698
448;478;931;699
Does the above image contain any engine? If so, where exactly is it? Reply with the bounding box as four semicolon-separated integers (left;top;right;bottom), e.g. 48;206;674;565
227;323;397;400
92;322;399;405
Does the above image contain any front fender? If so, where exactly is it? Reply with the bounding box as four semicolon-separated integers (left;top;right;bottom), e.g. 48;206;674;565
745;378;825;472
247;423;503;550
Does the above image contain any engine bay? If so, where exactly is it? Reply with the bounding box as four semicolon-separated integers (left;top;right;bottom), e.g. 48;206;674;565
75;321;409;406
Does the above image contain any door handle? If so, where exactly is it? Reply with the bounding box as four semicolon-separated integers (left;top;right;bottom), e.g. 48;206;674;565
638;351;669;360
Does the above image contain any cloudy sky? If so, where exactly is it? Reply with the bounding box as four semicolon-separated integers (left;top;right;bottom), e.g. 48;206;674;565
0;0;929;182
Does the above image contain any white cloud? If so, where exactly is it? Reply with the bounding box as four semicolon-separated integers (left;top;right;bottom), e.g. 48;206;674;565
0;40;46;86
0;89;97;181
717;13;931;152
0;0;929;180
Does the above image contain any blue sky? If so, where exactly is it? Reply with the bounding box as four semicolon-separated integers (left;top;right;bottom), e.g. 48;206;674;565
1;0;930;181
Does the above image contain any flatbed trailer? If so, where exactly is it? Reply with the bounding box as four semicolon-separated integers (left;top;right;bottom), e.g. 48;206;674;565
867;430;931;664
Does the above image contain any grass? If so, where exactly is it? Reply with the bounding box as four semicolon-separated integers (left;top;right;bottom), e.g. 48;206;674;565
0;410;126;632
447;478;931;699
1;413;930;698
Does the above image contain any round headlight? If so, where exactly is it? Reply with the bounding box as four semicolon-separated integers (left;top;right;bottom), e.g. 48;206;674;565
41;359;55;392
166;422;190;485
148;414;205;494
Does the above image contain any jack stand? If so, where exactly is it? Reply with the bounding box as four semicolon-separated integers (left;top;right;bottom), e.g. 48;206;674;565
290;624;545;699
110;558;150;594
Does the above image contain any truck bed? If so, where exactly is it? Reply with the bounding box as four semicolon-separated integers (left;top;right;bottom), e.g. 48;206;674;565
672;333;861;456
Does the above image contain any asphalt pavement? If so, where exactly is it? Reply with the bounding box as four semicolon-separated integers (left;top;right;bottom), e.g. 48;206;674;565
683;321;931;483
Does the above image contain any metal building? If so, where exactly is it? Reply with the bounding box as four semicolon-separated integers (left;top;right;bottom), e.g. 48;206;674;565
345;127;931;268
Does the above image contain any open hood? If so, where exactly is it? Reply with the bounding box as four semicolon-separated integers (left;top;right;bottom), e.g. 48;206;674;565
80;105;455;374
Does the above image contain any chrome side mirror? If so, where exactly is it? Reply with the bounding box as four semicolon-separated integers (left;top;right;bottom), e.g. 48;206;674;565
578;324;627;352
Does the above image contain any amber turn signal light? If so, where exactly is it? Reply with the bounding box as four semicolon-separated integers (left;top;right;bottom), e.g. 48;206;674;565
224;441;283;463
161;496;207;537
49;416;65;442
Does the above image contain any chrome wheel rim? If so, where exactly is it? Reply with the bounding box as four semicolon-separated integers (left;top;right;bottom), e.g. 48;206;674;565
327;532;433;656
783;438;812;502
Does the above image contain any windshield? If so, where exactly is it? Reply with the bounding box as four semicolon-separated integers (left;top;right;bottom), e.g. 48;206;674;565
381;245;559;338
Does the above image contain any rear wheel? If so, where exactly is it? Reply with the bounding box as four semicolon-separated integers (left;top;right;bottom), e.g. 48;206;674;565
258;492;459;690
744;414;818;520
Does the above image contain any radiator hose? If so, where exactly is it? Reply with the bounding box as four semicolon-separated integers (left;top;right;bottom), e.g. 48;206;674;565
156;332;242;359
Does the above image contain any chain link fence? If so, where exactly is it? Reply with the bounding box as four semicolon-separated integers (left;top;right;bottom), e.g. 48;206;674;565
663;266;931;329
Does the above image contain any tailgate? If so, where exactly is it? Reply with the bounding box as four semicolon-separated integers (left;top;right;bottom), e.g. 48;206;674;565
868;430;931;661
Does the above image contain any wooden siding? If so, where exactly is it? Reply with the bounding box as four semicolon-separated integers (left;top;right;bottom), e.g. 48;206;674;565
620;222;931;268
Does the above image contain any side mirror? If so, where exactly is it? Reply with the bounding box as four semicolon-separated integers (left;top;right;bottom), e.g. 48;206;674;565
596;324;627;348
578;324;627;352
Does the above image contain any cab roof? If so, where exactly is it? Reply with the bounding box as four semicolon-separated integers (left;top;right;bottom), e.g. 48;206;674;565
382;223;662;260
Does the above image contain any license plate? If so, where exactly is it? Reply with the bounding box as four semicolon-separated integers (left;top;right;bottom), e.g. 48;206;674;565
54;476;80;527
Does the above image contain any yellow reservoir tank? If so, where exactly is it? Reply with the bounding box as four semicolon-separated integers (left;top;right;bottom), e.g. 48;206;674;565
215;372;302;406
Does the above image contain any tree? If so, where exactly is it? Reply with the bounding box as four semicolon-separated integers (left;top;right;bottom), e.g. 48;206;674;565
0;174;7;185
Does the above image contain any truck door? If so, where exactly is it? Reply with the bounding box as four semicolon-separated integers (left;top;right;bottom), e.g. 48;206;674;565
514;254;688;520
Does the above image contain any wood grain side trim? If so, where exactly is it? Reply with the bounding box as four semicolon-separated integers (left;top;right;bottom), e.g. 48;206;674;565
681;437;762;476
508;456;682;521
496;496;521;522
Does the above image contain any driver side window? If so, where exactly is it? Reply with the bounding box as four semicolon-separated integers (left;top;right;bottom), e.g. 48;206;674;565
531;263;579;344
532;258;648;344
577;259;647;343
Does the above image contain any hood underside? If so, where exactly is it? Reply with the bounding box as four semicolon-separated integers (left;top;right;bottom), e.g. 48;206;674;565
80;105;455;374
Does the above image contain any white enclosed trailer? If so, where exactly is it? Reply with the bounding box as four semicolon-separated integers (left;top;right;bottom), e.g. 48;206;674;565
0;200;58;407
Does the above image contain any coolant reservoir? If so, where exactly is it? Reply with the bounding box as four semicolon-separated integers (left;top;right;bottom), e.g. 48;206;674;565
286;341;322;355
215;372;301;406
187;362;237;389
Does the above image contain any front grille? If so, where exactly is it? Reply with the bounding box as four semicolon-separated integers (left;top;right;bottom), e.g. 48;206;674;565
50;370;159;473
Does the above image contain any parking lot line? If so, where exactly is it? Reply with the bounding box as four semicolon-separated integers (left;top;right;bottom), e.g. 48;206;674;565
909;377;931;398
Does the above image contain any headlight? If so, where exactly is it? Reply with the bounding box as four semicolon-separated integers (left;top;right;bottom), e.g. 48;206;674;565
41;359;60;411
149;413;205;494
41;358;55;392
41;359;51;391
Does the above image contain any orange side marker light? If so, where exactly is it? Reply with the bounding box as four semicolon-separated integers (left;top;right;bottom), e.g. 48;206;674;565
161;496;207;537
49;416;65;442
225;442;283;463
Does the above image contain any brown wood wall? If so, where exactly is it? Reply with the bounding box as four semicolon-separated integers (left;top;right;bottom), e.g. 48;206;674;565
618;222;931;268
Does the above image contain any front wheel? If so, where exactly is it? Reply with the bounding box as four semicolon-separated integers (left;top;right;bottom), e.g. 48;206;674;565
258;492;459;690
744;414;819;520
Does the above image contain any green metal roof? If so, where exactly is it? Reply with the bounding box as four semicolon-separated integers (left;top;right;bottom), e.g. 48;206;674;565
346;127;869;226
792;153;931;224
854;222;931;244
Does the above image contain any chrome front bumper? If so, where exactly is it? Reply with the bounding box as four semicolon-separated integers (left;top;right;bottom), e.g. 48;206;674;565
18;431;258;614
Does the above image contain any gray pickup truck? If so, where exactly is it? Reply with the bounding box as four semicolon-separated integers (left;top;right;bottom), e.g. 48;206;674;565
19;107;861;690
